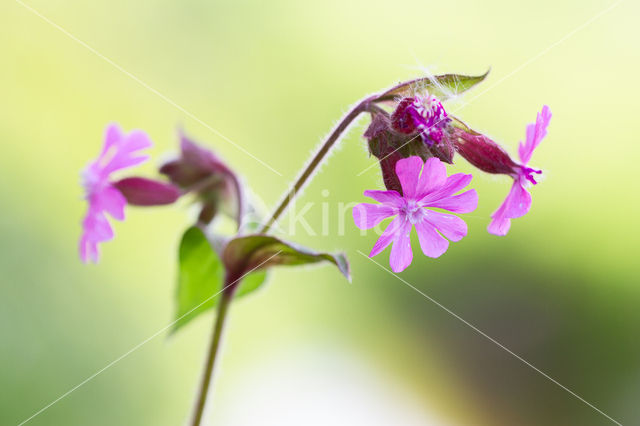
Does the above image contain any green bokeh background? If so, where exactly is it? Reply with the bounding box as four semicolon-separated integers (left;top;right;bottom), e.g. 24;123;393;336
1;0;639;425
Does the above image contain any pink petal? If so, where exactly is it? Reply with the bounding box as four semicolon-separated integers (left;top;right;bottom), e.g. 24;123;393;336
78;207;116;263
103;154;149;175
424;211;468;242
488;198;511;236
83;210;114;242
505;182;532;218
518;105;551;164
102;128;153;174
95;186;126;220
102;123;123;154
79;234;99;264
487;181;531;236
439;173;473;197
353;203;397;230
414;219;449;258
389;220;413;272
369;216;403;258
418;173;473;204
423;189;478;213
416;157;447;198
363;189;404;207
123;129;153;152
395;156;423;199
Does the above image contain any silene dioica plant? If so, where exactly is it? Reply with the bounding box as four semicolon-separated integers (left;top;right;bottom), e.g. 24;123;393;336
79;71;551;425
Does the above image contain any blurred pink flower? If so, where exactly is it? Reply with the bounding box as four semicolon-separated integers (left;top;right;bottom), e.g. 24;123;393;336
79;124;152;263
353;157;477;272
488;106;552;236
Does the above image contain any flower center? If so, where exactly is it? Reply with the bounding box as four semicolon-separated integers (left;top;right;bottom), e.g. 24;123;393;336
81;165;107;196
400;199;425;224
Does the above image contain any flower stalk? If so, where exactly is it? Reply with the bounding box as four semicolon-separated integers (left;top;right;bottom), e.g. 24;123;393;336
186;94;376;424
189;95;378;425
190;288;234;426
260;95;378;233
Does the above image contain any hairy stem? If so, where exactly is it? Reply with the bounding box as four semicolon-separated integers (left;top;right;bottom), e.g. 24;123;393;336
260;96;377;233
190;94;379;425
189;290;233;426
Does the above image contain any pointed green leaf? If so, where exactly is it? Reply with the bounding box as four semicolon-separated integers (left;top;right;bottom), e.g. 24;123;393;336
375;70;490;102
173;227;268;333
223;235;351;282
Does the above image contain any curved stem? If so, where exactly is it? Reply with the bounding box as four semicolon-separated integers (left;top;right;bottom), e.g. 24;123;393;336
260;96;376;233
189;93;379;425
190;290;233;426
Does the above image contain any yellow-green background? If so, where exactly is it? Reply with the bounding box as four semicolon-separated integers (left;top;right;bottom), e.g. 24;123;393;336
1;0;638;425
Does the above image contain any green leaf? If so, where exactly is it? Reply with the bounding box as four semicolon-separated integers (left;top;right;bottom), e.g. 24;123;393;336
223;235;351;282
235;270;268;298
375;70;490;102
172;229;348;333
172;227;268;333
173;227;224;332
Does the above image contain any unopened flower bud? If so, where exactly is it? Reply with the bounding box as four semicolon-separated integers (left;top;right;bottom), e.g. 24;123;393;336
160;131;244;225
364;112;404;193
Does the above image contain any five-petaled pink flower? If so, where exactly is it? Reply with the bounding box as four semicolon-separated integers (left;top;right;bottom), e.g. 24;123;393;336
353;156;478;272
488;106;552;236
79;124;152;263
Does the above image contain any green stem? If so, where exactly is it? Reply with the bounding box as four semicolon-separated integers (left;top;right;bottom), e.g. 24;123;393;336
189;290;233;426
260;96;376;233
190;94;378;425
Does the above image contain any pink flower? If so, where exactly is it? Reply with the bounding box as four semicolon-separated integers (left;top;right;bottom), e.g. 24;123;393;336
353;156;478;272
488;106;552;236
79;124;153;263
